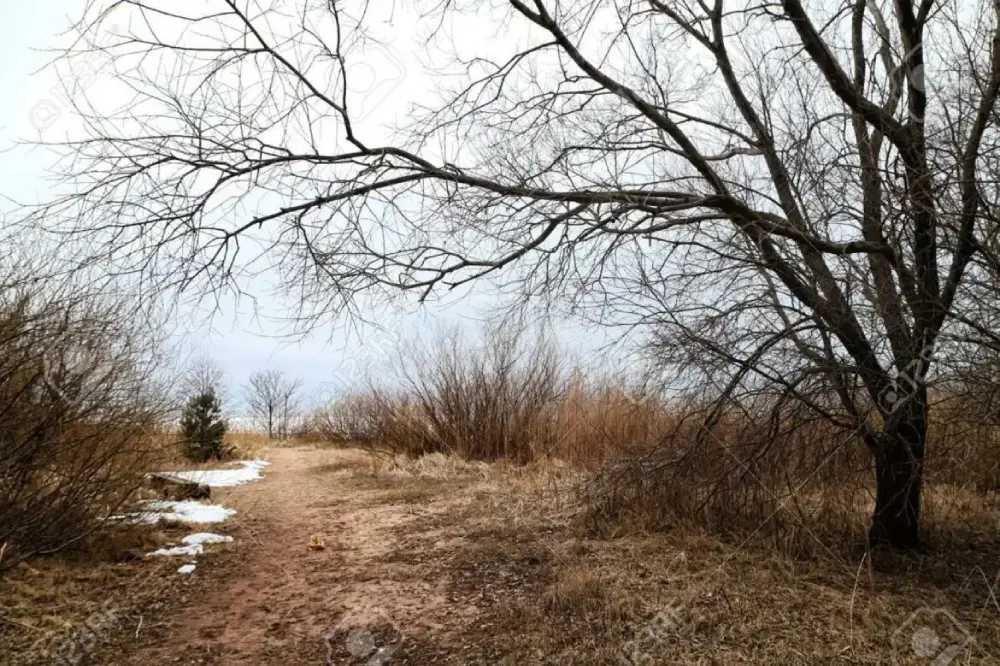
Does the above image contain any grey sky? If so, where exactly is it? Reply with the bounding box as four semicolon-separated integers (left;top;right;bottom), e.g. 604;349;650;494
0;3;613;411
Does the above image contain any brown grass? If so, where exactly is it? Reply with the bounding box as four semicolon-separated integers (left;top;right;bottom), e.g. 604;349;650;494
5;442;997;664
550;375;672;465
157;429;272;468
0;522;191;665
299;327;672;466
341;446;1000;664
7;317;1000;663
0;441;257;665
580;396;1000;561
305;341;1000;563
223;430;272;459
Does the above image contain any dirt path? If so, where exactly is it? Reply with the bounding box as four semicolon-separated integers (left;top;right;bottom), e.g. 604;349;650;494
35;444;1000;664
123;446;487;665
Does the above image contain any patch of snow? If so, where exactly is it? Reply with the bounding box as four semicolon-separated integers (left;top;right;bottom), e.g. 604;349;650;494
121;500;237;525
147;531;234;559
177;564;196;574
182;532;234;546
147;543;204;558
154;460;270;488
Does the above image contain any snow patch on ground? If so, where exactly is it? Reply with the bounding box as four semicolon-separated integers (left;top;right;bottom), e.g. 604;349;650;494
177;563;196;574
155;460;270;488
148;543;204;558
134;500;238;525
147;532;234;559
182;532;234;545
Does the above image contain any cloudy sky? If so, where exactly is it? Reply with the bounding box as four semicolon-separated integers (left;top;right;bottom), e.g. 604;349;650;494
0;2;612;411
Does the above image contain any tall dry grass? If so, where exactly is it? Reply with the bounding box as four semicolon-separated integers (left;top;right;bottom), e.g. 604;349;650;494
581;391;1000;559
550;373;673;464
580;400;869;556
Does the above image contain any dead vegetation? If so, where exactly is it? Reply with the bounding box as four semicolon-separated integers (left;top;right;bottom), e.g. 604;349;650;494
0;276;173;572
4;432;995;664
299;326;1000;566
0;521;205;665
297;325;670;464
275;325;1000;658
3;327;1000;663
317;447;1000;664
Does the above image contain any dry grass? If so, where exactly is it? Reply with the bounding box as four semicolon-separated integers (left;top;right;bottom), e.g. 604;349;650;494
0;436;259;665
299;328;672;466
6;319;999;662
0;522;194;665
324;446;1000;664
157;429;273;468
5;442;997;664
0;433;271;662
569;392;1000;563
547;374;672;465
292;328;1000;568
224;430;272;459
543;563;637;621
294;328;1000;576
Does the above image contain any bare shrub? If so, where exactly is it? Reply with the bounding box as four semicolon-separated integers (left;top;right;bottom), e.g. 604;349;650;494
327;325;564;462
925;363;1000;491
361;392;446;458
295;393;384;445
0;279;170;570
177;354;228;408
303;323;677;466
319;326;674;466
581;394;878;558
580;381;1000;559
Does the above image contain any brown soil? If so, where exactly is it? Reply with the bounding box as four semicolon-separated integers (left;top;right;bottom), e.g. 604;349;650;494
118;446;488;664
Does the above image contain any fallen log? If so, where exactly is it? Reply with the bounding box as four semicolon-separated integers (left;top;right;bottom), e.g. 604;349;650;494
147;473;211;500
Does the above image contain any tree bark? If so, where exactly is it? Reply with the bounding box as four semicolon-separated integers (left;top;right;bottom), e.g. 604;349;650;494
869;401;926;549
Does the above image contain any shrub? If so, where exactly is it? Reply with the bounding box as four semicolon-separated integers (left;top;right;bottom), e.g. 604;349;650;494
180;390;228;461
347;325;564;462
0;278;171;570
308;325;672;463
296;393;382;445
579;387;1000;559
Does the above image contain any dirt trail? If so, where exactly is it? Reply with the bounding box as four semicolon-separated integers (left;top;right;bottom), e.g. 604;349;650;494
43;443;999;665
123;447;482;665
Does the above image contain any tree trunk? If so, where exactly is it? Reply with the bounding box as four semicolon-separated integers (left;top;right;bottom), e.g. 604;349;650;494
869;401;926;550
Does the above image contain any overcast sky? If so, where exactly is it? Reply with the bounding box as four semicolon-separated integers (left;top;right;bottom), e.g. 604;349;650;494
0;3;614;412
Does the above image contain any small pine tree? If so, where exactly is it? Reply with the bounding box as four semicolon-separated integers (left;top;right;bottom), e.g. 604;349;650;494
180;390;228;462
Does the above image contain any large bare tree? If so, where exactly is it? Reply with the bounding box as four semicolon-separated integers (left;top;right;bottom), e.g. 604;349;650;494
37;0;1000;549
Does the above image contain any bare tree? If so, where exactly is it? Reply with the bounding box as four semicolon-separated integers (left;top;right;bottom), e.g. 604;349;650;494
244;369;302;440
179;353;228;406
37;1;1000;549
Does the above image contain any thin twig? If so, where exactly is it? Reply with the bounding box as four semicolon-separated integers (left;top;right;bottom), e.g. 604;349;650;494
0;615;43;632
